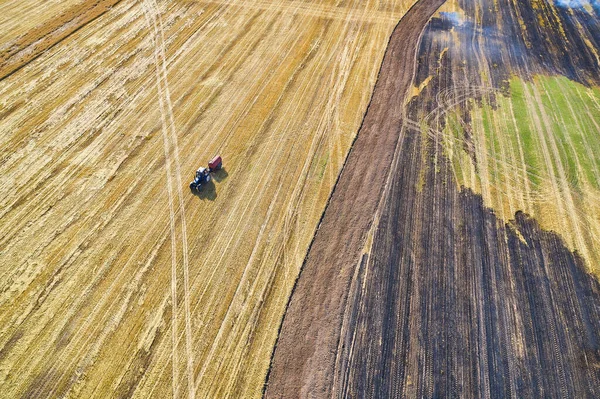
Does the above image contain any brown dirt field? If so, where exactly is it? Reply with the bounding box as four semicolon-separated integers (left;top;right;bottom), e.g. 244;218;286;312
264;0;446;397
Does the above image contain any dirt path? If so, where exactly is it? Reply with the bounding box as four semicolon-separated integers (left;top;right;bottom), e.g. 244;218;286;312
264;0;446;396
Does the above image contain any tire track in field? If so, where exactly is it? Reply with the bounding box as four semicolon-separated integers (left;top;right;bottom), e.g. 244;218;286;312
141;1;194;397
0;9;170;399
147;1;196;397
143;3;317;395
21;105;194;398
0;28;168;399
14;5;176;399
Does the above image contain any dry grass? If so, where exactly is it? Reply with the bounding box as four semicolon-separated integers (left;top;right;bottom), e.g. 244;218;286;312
0;0;85;45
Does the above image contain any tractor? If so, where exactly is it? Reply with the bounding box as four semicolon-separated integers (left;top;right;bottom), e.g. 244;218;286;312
189;155;222;192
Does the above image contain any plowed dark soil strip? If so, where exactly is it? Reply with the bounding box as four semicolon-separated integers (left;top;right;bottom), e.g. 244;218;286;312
264;0;446;397
0;0;122;81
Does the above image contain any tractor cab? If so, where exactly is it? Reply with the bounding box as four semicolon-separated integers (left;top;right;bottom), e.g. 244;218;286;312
190;167;211;191
195;167;210;181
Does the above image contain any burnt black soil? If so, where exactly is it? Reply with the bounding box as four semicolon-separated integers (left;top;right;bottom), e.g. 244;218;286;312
333;0;600;396
411;0;600;119
331;0;600;396
334;132;600;398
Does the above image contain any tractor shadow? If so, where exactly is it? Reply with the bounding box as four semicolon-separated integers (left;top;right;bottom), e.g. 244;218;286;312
211;167;229;182
190;168;228;201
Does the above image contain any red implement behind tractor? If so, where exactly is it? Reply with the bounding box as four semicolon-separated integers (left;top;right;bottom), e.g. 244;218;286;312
208;155;222;172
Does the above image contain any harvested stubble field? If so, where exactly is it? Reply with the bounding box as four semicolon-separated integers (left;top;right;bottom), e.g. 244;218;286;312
0;0;418;398
269;0;600;397
0;0;123;79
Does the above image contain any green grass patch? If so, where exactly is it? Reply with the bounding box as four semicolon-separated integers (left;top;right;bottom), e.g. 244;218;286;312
441;75;600;193
495;77;543;188
537;75;600;190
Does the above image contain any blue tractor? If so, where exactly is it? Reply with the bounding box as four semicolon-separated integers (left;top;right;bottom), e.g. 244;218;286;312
189;167;211;191
189;155;222;192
